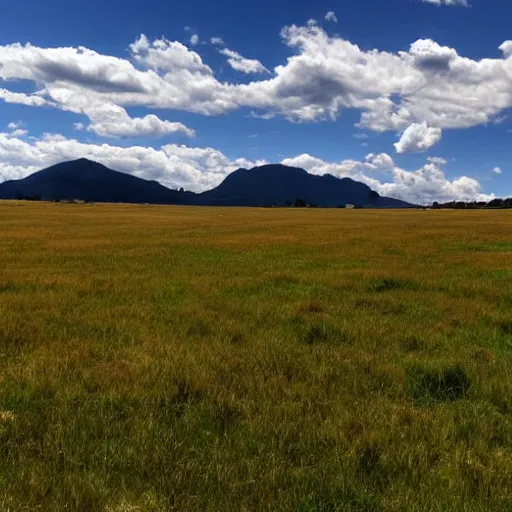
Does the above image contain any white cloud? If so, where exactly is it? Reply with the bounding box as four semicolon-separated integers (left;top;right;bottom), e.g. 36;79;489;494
5;122;27;137
499;41;512;58
129;34;212;74
422;0;469;6
324;11;338;23
8;129;28;137
219;48;269;74
493;115;508;125
211;37;225;46
0;88;49;107
0;130;493;203
249;111;275;120
2;26;512;138
365;153;395;170
492;167;503;175
190;34;199;46
408;39;458;71
427;156;447;166
73;122;85;130
282;151;492;204
394;122;442;154
84;103;195;138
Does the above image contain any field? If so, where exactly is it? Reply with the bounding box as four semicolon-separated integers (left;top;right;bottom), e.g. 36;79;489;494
1;202;512;511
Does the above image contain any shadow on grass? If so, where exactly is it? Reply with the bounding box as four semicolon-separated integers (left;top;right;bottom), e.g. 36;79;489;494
291;318;348;346
406;363;471;402
370;278;420;293
462;242;512;253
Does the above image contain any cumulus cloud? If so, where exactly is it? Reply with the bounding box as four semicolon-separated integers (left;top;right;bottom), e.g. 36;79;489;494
190;34;199;46
324;11;338;23
422;0;469;6
5;122;28;137
128;34;212;75
408;39;458;72
427;156;447;165
499;41;512;58
84;103;195;138
219;48;269;74
364;153;395;170
492;167;502;175
8;129;28;137
394;122;442;153
2;25;512;136
0;88;49;107
282;151;492;204
0;130;493;203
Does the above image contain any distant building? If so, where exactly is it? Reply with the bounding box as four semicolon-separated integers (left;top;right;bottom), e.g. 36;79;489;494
345;204;355;209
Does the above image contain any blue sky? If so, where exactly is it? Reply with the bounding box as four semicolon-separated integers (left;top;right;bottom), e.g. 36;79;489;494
0;0;511;203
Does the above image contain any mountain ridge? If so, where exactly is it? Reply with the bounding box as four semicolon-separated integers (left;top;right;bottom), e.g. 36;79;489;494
0;158;414;208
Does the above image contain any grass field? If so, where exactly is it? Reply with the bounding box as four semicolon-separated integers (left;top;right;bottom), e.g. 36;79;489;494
1;202;512;511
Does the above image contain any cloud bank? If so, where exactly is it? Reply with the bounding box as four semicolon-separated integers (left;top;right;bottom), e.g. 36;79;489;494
1;26;512;133
0;130;492;204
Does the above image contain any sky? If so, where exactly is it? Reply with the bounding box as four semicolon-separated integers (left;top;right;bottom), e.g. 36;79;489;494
0;0;511;204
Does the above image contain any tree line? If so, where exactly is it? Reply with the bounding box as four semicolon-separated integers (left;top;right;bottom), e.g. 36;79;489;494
432;198;512;209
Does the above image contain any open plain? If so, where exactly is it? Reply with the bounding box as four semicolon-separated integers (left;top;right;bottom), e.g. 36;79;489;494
1;202;512;511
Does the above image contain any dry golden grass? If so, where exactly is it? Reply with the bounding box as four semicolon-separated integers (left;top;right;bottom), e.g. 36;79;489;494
1;201;512;511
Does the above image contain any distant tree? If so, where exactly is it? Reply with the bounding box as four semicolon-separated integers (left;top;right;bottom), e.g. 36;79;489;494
294;198;307;208
432;201;440;209
487;198;505;209
285;200;292;207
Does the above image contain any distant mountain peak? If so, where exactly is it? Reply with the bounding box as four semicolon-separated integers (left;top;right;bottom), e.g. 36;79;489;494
0;158;188;204
65;157;103;166
197;163;410;207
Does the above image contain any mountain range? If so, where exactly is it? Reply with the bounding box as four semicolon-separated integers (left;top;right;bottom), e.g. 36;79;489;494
0;158;413;208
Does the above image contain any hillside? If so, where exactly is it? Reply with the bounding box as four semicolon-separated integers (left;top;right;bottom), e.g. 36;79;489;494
0;159;191;205
197;164;411;207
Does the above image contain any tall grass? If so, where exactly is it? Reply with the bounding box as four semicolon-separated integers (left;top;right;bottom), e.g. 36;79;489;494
1;202;512;510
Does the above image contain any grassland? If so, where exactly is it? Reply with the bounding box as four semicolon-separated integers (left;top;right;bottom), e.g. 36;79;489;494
0;202;512;511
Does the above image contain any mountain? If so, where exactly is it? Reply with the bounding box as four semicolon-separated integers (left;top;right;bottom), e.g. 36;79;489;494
196;164;411;208
0;159;413;208
0;158;192;204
